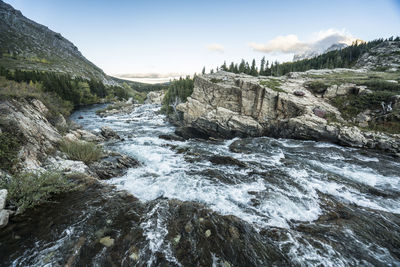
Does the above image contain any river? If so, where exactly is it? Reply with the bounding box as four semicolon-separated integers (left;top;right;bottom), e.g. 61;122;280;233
1;103;400;266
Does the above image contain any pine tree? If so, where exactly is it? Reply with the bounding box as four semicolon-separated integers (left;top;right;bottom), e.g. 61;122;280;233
202;67;206;75
260;57;265;76
250;59;258;76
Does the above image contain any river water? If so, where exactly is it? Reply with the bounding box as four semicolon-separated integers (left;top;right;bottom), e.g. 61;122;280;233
2;103;400;266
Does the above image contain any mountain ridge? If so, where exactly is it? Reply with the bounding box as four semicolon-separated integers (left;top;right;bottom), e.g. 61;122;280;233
0;0;113;84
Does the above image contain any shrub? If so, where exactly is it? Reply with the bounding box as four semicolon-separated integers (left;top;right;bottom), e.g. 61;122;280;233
59;139;102;164
260;79;285;93
305;80;329;93
0;131;21;172
332;90;397;120
360;78;400;92
210;78;223;83
0;171;74;213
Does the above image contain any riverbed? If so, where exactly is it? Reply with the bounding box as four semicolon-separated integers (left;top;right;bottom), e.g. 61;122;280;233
1;103;400;266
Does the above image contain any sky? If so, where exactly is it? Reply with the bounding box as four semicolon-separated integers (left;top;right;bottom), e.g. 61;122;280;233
4;0;400;78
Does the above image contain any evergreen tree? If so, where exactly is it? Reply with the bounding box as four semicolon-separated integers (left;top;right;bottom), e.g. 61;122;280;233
260;57;265;76
250;59;258;76
202;67;206;75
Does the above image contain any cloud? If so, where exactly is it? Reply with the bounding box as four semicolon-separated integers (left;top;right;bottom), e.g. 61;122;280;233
206;43;225;53
249;29;357;54
249;34;308;53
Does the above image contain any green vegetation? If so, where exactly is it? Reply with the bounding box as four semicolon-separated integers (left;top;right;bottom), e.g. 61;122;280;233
0;171;74;213
360;79;400;92
0;77;74;120
162;76;194;114
210;78;223;83
59;139;103;164
0;67;137;108
367;121;400;135
0;131;21;172
259;79;285;93
324;112;340;124
219;38;398;77
305;80;329;93
332;91;397;120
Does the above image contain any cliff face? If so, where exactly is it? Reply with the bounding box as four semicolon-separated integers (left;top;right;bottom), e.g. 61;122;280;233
176;71;400;155
0;0;112;83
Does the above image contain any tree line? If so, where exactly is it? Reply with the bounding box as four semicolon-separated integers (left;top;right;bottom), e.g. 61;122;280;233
209;37;398;77
161;76;194;114
0;67;130;107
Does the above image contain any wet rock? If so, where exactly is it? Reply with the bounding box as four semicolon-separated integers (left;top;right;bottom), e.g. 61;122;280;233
89;153;139;180
129;252;139;261
228;139;253;154
205;229;212;238
100;126;121;140
209;155;247;168
158;134;185;142
78;116;84;119
229;226;240;239
65;237;86;267
175;126;210;140
99;236;114;247
173;234;181;245
185;221;193;233
164;200;288;266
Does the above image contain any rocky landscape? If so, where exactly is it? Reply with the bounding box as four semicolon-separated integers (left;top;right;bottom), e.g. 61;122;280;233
175;68;400;155
0;0;400;266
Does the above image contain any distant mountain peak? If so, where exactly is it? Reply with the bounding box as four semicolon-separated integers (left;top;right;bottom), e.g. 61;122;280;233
293;42;348;61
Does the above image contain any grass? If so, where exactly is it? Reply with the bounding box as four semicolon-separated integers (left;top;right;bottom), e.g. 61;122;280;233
331;91;397;120
0;171;74;213
0;77;73;118
0;131;21;172
59;139;103;164
305;80;329;93
210;78;223;83
260;79;285;93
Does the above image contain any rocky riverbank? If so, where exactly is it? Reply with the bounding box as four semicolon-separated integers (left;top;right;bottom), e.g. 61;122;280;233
0;98;138;228
174;70;400;155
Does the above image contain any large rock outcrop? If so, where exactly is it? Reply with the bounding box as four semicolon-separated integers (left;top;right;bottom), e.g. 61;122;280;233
176;71;400;154
0;98;61;169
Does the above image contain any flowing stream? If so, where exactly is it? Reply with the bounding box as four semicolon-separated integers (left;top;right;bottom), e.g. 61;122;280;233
1;103;400;266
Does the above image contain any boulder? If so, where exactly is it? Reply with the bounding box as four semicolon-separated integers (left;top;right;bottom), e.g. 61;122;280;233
313;108;326;118
209;155;247;168
89;153;139;179
0;99;61;169
0;209;9;228
175;71;400;154
44;156;90;174
294;90;305;97
159;134;185;142
100;126;121;140
145;91;165;104
0;189;7;210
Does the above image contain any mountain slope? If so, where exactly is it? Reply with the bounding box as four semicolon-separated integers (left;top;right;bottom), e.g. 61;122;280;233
0;0;111;83
293;43;348;61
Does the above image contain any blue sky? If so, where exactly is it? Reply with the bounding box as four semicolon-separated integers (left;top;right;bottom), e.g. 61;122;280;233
4;0;400;76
